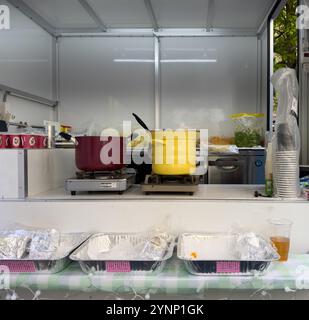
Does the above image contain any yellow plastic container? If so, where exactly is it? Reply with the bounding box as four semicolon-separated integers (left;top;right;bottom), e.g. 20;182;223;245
152;130;197;175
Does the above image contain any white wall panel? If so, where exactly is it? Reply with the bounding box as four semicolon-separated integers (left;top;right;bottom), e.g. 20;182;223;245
24;0;97;29
152;0;209;28
0;1;53;99
88;0;152;28
0;1;54;125
160;37;258;135
59;37;155;132
211;0;274;29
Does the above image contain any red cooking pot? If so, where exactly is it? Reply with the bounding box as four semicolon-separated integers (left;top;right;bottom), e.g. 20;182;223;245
60;133;125;172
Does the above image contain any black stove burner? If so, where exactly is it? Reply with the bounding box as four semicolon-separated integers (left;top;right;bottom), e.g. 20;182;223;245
76;170;126;180
145;174;200;185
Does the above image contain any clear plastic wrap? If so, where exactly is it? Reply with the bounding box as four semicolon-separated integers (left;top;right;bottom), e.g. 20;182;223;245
0;225;90;273
0;226;60;260
230;113;265;147
232;232;279;261
0;230;31;259
177;225;279;276
271;68;301;198
208;144;239;154
28;229;60;260
70;220;175;274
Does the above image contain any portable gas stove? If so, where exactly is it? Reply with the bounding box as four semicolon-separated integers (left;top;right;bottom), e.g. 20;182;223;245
66;170;135;195
141;174;200;195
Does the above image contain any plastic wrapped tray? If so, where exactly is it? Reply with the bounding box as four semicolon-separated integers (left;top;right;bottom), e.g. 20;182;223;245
0;233;90;274
177;233;279;276
70;233;175;275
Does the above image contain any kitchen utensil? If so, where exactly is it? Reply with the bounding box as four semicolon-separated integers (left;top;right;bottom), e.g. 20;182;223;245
132;114;197;175
152;129;197;175
132;113;150;131
59;132;125;172
47;124;56;149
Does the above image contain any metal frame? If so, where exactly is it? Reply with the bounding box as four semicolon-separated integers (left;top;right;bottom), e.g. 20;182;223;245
154;37;161;129
59;28;258;38
6;0;286;132
266;0;287;132
144;0;159;32
7;0;58;36
267;19;274;132
257;0;287;36
8;0;277;38
52;36;61;121
256;37;262;113
206;0;215;31
299;0;309;164
18;150;27;199
77;0;107;32
0;84;58;108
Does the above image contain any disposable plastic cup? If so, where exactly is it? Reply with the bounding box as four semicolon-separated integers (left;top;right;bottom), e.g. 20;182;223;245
268;218;292;262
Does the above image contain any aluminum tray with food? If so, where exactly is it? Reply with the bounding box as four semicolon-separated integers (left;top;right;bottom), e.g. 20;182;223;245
70;233;175;275
177;233;280;276
0;233;90;274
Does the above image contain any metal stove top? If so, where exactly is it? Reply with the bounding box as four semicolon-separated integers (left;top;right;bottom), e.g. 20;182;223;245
66;170;135;195
141;174;200;195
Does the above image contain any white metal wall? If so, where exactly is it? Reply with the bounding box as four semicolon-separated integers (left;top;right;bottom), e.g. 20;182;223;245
0;0;54;125
59;36;259;135
58;37;155;131
160;37;258;134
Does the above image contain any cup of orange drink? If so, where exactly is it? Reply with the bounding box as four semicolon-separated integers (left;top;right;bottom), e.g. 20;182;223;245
268;218;292;262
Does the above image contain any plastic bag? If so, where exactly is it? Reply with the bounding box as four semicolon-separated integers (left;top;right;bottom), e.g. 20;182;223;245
230;113;264;147
271;68;300;198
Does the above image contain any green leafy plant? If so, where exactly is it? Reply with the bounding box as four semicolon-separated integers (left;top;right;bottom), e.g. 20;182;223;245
273;0;298;113
274;0;298;71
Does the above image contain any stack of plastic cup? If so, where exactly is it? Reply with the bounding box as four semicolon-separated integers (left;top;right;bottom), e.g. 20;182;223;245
274;151;299;198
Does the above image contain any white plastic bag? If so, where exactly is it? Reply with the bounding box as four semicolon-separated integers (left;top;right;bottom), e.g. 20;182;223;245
271;68;300;198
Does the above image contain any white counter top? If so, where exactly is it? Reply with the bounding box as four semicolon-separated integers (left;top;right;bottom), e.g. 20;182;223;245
27;184;306;202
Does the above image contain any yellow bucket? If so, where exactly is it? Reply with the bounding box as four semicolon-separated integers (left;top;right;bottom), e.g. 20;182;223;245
152;129;197;175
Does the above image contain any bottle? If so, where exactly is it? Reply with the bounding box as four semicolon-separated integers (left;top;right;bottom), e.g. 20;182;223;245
265;141;273;197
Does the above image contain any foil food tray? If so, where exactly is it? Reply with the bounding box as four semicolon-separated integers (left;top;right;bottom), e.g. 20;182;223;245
0;233;90;274
70;233;175;275
177;233;279;276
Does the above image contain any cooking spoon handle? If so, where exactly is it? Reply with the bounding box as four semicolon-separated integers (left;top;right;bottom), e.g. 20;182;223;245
59;132;78;146
132;113;150;131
